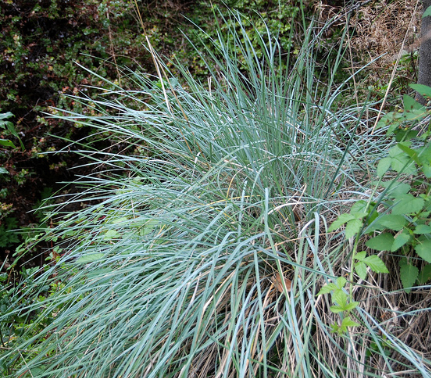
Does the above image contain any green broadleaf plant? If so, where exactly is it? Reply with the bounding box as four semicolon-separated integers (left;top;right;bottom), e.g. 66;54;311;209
325;83;431;304
423;5;431;19
321;199;389;334
371;84;431;292
318;277;360;334
0;112;24;150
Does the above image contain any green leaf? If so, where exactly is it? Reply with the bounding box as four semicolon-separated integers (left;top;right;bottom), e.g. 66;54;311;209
344;301;360;312
0;139;16;148
410;83;431;98
104;229;120;240
330;305;346;314
333;290;347;306
330;323;342;334
366;233;395;251
415;141;430;160
394;128;418;142
375;214;407;231
355;261;367;280
418;264;431;284
341;316;360;328
391;229;411;251
423;5;431;18
389;143;410;157
406;107;427;120
328;213;355;232
417;144;431;165
0;114;23;150
350;200;368;216
397;143;420;164
365;222;382;234
317;283;338;295
413;224;431;234
363;255;389;273
422;164;431;178
0;112;14;122
368;208;380;224
415;239;431;263
355;251;367;261
336;276;347;289
381;182;410;197
376;113;393;130
0;167;9;175
388;144;417;173
377;157;391;177
75;253;105;264
399;259;419;293
403;94;425;111
390;154;416;174
392;194;424;215
345;219;363;239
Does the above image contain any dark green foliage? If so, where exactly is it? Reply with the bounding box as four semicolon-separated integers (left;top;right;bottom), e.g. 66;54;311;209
0;218;19;248
182;0;301;74
0;0;148;258
330;84;431;294
1;0;144;115
366;87;431;291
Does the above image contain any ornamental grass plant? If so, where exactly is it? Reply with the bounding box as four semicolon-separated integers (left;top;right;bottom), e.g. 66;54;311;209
2;10;430;378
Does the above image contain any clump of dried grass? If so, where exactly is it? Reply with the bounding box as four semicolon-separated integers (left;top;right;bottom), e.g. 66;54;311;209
350;0;421;87
351;1;420;55
314;0;421;98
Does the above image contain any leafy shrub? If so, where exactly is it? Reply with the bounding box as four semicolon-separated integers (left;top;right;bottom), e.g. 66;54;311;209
0;113;23;249
0;0;176;264
0;112;23;150
183;0;301;74
319;84;431;350
326;85;431;298
0;218;19;248
368;85;431;291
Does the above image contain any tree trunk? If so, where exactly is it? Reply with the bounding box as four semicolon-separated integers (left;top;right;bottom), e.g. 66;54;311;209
417;0;431;104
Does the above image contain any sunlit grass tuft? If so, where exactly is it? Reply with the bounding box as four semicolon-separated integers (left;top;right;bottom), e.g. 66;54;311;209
2;10;430;378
